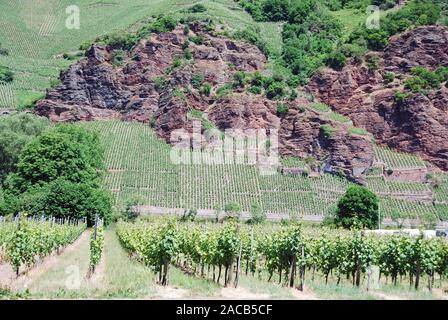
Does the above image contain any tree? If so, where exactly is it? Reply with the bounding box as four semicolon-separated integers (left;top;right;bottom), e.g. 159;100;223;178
335;185;379;229
0;65;13;83
7;124;104;193
248;203;266;224
0;113;49;185
224;202;241;221
1;179;112;225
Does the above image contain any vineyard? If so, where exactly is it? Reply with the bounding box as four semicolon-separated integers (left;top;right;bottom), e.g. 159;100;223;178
82;121;448;223
0;216;86;275
117;218;448;291
0;0;282;107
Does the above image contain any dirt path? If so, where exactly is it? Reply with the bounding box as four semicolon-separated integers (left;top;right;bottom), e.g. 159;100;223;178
14;230;91;294
0;231;91;292
370;291;406;300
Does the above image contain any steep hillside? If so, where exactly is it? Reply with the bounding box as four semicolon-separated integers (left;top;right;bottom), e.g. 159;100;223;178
308;25;448;171
36;22;374;182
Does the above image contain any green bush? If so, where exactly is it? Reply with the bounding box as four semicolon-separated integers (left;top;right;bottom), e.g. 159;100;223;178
334;185;380;229
0;65;14;83
276;103;289;116
200;83;212;96
189;35;204;45
233;71;246;88
112;49;126;66
5;125;104;193
320;124;334;139
0;113;49;185
183;48;193;60
216;83;233;97
187;4;207;13
265;81;286;100
191;73;204;89
248;203;266;225
248;85;262;94
383;72;395;84
233;26;270;56
154;76;168;92
394;90;409;103
325;51;346;70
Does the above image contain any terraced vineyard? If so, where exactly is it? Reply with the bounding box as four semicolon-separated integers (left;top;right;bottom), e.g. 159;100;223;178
82;121;448;223
0;0;282;108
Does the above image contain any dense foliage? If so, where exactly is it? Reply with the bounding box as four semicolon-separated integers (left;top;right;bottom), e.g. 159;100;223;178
335;185;380;229
0;113;49;185
0;64;13;83
3;217;86;275
236;0;447;84
349;0;444;50
0;125;112;225
117;219;448;290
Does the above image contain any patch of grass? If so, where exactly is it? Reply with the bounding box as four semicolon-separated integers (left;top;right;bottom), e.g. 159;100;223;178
310;102;330;113
329;112;351;124
348;127;369;136
16;90;45;109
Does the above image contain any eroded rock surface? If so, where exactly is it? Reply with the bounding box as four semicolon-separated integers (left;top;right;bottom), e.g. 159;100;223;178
308;26;448;170
36;24;375;181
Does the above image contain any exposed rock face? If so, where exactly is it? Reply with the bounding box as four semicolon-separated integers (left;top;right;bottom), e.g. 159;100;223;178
308;26;448;171
36;24;374;181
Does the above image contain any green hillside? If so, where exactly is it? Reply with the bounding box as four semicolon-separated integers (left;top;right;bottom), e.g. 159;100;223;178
0;0;282;108
82;121;448;223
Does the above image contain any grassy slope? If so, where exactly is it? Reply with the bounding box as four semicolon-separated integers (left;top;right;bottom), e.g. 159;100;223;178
0;0;282;107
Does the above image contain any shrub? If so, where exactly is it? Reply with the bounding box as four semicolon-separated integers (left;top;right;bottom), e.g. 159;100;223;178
190;73;204;89
0;113;49;184
320;124;334;139
325;51;346;70
183;25;190;35
216;83;233;97
187;4;207;13
366;54;381;71
233;71;246;88
154;76;168;92
200;83;212;96
265;81;286;100
383;72;395;84
189;35;204;45
224;202;241;221
276;103;289;116
394;90;409;103
334;185;380;229
112;49;126;66
248;203;266;225
183;48;193;60
181;208;198;221
233;26;270;56
248;85;262;94
0;65;14;83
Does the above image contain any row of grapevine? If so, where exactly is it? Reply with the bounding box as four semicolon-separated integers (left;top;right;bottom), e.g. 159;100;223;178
117;219;448;291
374;145;427;170
81;121;448;223
3;216;87;275
89;216;104;274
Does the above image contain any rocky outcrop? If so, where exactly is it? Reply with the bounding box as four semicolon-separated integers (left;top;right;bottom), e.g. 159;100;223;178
36;23;374;181
308;26;448;171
